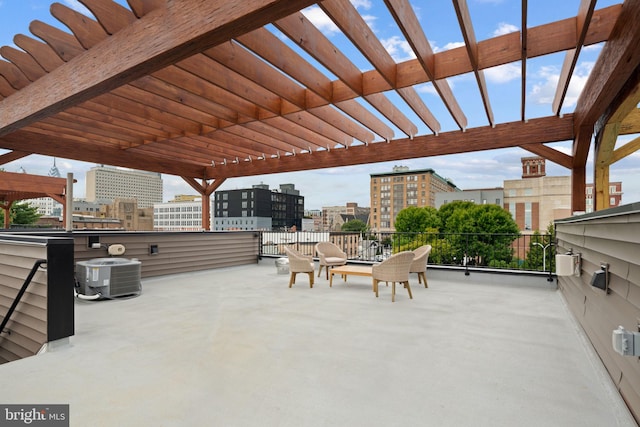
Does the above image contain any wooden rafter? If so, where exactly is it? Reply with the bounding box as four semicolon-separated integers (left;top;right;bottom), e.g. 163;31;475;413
521;0;527;121
0;0;631;196
552;0;597;115
452;0;494;127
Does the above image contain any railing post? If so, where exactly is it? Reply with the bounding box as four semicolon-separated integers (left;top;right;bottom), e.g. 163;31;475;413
464;234;470;276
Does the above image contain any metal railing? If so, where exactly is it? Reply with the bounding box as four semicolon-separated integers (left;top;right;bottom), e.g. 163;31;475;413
259;231;555;276
0;259;47;337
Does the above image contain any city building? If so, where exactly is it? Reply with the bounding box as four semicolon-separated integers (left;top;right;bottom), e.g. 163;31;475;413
304;209;323;232
435;188;504;209
504;157;623;232
322;203;370;231
154;199;205;231
213;183;304;231
585;182;622;213
85;165;163;208
370;166;458;231
22;159;64;217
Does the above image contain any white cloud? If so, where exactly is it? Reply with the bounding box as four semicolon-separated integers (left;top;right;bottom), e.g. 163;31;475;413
529;61;595;108
485;63;521;84
302;6;340;36
440;41;465;52
350;0;372;9
493;23;518;37
381;36;416;62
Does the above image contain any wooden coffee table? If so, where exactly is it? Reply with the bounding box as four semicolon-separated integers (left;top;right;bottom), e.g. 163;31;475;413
329;265;373;289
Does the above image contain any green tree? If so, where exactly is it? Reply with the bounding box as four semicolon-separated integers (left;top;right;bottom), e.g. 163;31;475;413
438;202;519;267
394;206;430;233
0;202;41;227
341;218;368;232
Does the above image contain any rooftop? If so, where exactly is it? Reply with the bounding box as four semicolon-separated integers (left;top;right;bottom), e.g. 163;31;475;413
0;260;635;426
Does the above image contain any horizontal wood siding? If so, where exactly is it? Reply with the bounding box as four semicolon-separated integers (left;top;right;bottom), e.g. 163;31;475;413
556;206;640;424
0;241;48;364
73;231;259;278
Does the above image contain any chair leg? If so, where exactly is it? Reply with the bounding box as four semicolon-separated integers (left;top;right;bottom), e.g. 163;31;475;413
307;272;314;288
317;265;323;277
405;281;413;299
373;279;379;297
421;273;428;288
392;282;396;302
289;272;296;288
325;266;329;280
417;273;422;285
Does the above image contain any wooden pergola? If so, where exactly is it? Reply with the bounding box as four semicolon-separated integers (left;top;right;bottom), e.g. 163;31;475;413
0;170;69;229
1;0;639;229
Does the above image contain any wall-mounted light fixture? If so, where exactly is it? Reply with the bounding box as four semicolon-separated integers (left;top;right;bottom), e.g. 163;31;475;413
612;326;640;356
590;263;610;294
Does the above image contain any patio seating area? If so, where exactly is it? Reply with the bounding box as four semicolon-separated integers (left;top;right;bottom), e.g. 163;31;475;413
0;259;635;426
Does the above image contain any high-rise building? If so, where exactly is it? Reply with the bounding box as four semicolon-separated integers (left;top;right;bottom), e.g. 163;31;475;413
85;165;163;208
370;166;458;231
213;184;304;231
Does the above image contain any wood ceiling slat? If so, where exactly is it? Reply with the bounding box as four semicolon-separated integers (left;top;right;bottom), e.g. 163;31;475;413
223;125;307;155
321;0;435;136
263;116;345;149
236;28;333;102
237;28;394;140
111;84;218;127
80;0;137;35
11;29;214;140
204;41;375;142
29;20;85;61
14;34;65;73
0;76;16;97
396;87;440;135
452;0;494;127
25;122;129;148
93;92;206;136
384;0;458;132
202;130;289;159
51;2;106;49
275;11;416;137
63;106;168;140
0;0;318;137
244;121;324;152
132;138;228;165
282;110;353;147
521;0;527;121
79;100;179;137
2;130;207;177
126;0;166;19
0;61;31;89
320;0;396;87
187;134;261;161
0;151;31;166
39;115;140;146
275;13;363;95
151;66;258;121
332;99;394;141
552;0;597;115
0;46;46;82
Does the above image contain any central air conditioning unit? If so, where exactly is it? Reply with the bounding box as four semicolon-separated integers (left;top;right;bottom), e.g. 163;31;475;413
76;258;142;299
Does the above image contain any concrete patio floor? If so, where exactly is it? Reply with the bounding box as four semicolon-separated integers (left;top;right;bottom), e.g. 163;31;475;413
0;260;636;426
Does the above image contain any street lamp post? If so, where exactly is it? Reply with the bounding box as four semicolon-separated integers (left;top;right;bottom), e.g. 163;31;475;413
533;242;551;271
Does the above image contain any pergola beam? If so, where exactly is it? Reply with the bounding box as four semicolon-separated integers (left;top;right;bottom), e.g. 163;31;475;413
0;0;317;137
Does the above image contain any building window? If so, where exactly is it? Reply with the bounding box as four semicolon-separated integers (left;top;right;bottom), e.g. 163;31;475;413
610;197;616;205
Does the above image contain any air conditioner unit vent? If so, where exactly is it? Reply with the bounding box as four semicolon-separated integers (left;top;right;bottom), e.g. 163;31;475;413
76;258;141;299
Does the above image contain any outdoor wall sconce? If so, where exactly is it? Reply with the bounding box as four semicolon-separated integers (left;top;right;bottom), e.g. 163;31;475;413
88;235;100;248
612;326;640;357
149;244;159;255
556;251;581;277
590;263;610;294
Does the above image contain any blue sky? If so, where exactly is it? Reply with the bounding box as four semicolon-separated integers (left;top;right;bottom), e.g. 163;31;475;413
1;0;638;210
